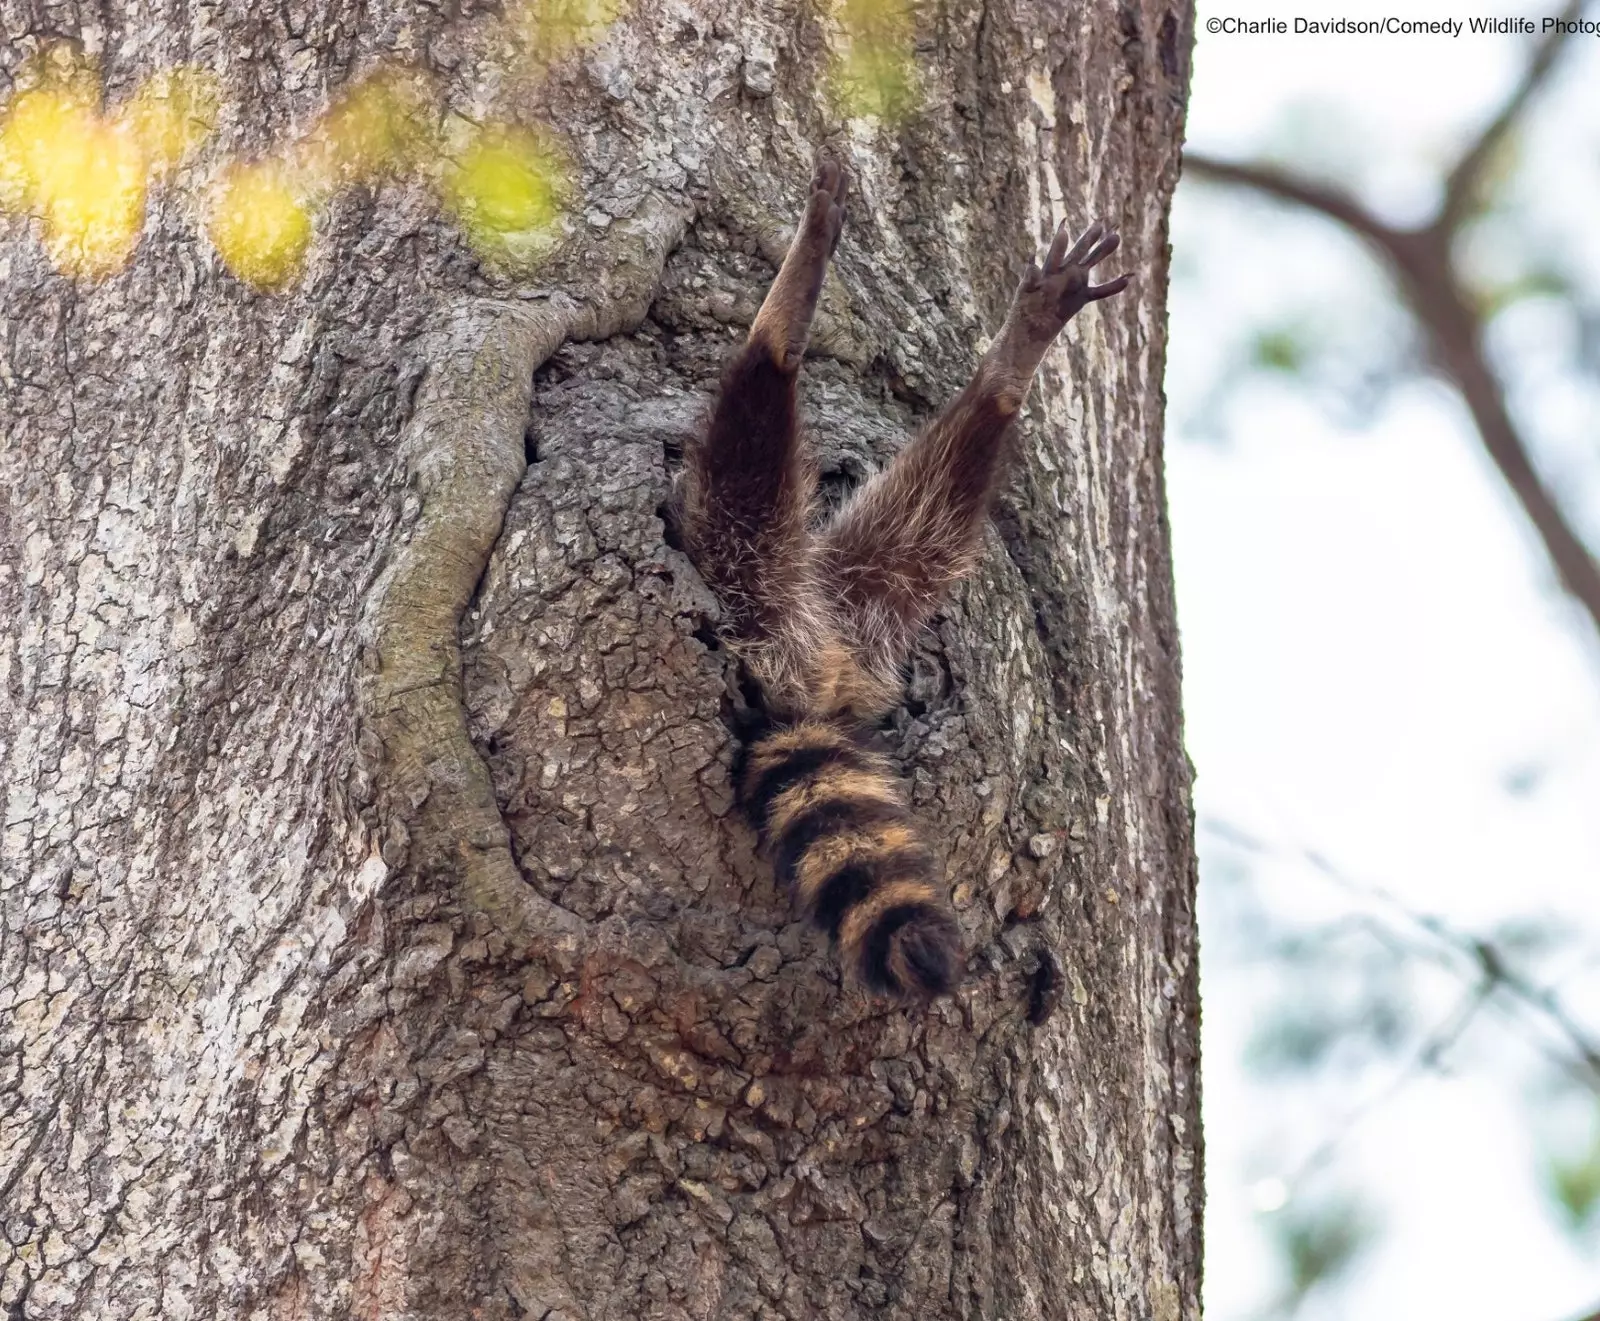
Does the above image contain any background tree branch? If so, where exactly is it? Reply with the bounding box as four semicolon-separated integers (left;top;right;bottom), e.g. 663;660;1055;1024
1184;8;1600;645
1442;0;1583;227
1174;158;1400;250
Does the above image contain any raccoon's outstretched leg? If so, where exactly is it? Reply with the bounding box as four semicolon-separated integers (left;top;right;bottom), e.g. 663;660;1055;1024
747;157;848;373
678;159;849;710
817;220;1131;688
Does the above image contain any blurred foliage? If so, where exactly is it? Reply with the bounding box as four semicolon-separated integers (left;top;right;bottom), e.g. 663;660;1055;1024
441;124;570;271
1170;193;1416;444
123;67;222;177
1246;990;1410;1078
1536;1079;1600;1241
1452;204;1578;323
1547;1121;1600;1232
203;62;574;289
200;63;443;289
1177;12;1600;1314
1467;263;1571;323
1214;851;1421;1084
830;0;919;122
297;66;437;192
1250;323;1311;375
0;0;929;285
1488;916;1572;964
1268;1192;1377;1311
0;6;612;290
205;163;314;290
1178;96;1599;447
0;85;146;277
1203;821;1600;1314
0;45;217;278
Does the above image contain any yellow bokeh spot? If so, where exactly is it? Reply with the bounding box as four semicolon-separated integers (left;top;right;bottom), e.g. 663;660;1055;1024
836;0;913;45
833;41;919;121
512;0;626;64
443;125;568;267
299;66;436;191
0;87;148;278
120;67;220;175
0;47;218;279
206;164;313;289
830;0;919;121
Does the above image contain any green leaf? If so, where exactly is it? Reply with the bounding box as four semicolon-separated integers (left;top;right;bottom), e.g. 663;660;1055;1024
1270;1194;1376;1306
1547;1129;1600;1231
1250;324;1310;374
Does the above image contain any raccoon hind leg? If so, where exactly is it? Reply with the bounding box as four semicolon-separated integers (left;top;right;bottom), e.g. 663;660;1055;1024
678;159;853;713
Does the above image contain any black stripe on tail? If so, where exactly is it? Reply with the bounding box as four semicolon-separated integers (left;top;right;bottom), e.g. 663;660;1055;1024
739;719;963;999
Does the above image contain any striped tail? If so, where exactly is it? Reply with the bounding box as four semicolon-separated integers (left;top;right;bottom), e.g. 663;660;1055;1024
739;720;963;999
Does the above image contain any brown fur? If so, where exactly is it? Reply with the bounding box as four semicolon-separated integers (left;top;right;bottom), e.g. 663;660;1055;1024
737;718;955;998
681;158;1131;999
792;820;923;912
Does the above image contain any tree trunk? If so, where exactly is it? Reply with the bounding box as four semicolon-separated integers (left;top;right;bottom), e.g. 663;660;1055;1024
0;2;1199;1317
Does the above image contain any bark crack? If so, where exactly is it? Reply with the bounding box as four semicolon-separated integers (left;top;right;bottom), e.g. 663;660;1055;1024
358;197;691;954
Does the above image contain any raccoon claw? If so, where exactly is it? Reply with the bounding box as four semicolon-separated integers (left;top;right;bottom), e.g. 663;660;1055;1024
805;155;850;255
1002;218;1131;359
1034;218;1129;320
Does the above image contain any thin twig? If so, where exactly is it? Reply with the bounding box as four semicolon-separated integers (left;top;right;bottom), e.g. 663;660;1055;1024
1204;816;1600;1091
1274;983;1493;1198
1441;0;1584;227
1180;156;1401;254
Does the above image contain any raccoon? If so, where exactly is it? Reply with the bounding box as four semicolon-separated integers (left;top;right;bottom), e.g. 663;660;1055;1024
679;158;1129;998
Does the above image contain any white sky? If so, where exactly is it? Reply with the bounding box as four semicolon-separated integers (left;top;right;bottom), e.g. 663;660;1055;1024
1175;3;1600;1317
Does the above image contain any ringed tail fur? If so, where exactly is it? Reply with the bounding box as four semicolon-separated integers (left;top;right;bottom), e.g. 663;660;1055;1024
739;719;963;999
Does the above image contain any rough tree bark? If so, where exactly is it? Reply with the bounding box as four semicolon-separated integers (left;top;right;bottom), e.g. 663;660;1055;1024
0;0;1199;1317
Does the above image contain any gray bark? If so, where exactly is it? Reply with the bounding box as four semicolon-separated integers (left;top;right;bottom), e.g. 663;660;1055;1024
0;1;1199;1317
